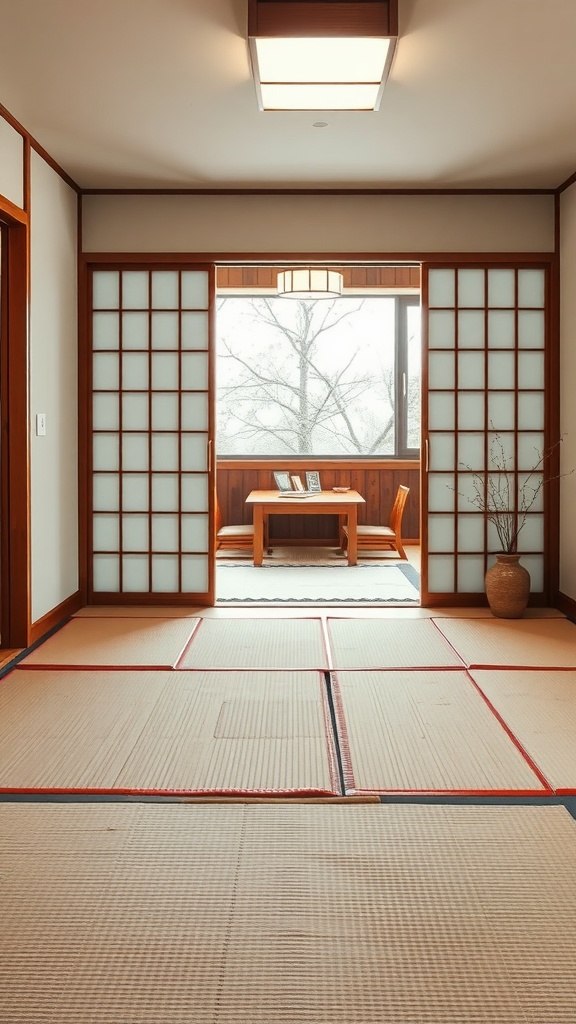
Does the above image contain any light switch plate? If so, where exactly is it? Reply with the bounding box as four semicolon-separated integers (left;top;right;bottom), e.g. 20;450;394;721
36;413;46;436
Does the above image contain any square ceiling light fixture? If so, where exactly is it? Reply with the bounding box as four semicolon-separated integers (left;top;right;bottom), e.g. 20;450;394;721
248;0;398;111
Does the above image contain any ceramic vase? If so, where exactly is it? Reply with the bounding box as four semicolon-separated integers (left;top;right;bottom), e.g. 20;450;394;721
485;553;531;619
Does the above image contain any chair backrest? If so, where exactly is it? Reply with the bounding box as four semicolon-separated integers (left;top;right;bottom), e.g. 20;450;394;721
389;485;410;536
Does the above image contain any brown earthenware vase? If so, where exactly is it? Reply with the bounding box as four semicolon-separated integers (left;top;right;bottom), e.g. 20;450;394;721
485;553;531;619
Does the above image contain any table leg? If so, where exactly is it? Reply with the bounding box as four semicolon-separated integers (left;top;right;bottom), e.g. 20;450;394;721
347;505;358;566
253;505;264;566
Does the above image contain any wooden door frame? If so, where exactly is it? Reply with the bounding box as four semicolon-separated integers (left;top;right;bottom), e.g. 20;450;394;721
0;198;31;648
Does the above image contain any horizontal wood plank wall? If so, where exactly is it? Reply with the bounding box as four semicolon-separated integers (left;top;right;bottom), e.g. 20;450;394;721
216;461;420;544
217;266;421;290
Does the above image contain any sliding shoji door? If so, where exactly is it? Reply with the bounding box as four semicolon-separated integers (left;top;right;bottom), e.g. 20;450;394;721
89;266;213;604
422;264;549;605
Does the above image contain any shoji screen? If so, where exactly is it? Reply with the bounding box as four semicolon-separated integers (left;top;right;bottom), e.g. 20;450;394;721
89;266;213;602
423;265;547;603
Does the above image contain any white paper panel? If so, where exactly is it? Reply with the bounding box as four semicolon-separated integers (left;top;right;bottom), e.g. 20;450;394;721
488;431;515;466
91;352;117;391
457;432;485;469
515;553;543;591
428;310;454;349
152;433;179;471
182;554;209;592
181;434;208;471
458;351;485;389
429;351;455;390
93;554;119;592
122;312;149;350
516;514;544;552
488;268;515;307
518;472;544;512
182;514;210;552
182;270;209;309
151;555;180;592
122;433;149;472
427;554;454;592
518;268;545;308
181;474;209;512
151;312;179;349
152;393;179;431
518;391;544;430
122;473;149;512
428;433;454;471
181;393;209;430
428;474;455;512
518;310;545;349
181;352;209;390
456;473;483;512
122;393;149;430
518;432;545;469
457;392;484;430
457;514;485;552
518;350;545;389
93;433;119;472
457;269;484;307
152;514;179;551
152;474;179;512
92;514;120;552
488;310;515;348
152;271;179;309
456;554;486;592
152;352;179;390
122;555;149;592
428;392;455;430
93;394;119;431
122;271;149;309
427;514;454;552
428;269;454;308
457;310;485;348
93;312;119;350
93;272;119;310
93;474;119;512
488;351;515;389
488;392;515;431
182;311;209;349
122;352;149;390
122;514;149;552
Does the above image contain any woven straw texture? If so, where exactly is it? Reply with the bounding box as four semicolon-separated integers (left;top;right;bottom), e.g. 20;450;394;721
472;668;576;792
332;670;546;794
0;669;338;795
2;803;576;1022
433;616;576;668
20;617;199;667
327;617;463;669
74;606;202;618
177;617;328;669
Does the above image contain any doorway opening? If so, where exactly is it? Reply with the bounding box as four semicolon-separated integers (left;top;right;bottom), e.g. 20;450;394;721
213;263;421;606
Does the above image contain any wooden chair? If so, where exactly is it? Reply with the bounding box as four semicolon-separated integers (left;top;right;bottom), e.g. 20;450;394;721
215;493;255;552
341;484;410;560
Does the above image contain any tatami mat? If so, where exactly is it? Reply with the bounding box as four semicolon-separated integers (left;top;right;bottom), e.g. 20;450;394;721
327;617;463;669
177;617;328;669
332;670;547;794
0;669;338;795
433;616;576;668
19;617;199;668
74;606;201;618
472;669;576;793
2;803;576;1022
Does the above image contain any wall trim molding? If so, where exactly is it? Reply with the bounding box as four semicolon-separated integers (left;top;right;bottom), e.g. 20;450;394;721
556;591;576;622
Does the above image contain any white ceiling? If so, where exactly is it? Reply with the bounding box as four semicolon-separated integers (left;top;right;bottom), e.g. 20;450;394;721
0;0;575;192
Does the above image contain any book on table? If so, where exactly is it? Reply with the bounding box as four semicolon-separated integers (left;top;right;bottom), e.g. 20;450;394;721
277;491;315;498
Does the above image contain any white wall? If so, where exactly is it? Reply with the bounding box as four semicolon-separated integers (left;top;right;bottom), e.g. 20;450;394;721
560;182;576;602
0;117;24;209
30;151;78;622
82;193;554;254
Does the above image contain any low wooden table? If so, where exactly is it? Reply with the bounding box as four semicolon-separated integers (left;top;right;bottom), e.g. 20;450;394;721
245;489;366;567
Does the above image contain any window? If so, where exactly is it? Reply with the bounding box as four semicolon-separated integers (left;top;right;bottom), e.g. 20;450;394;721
216;293;420;458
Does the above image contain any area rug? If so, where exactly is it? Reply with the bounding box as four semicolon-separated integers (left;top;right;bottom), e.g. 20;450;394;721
332;669;548;795
3;803;576;1023
216;562;420;604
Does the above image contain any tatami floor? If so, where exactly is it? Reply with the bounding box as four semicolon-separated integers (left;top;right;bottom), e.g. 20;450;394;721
2;603;576;1022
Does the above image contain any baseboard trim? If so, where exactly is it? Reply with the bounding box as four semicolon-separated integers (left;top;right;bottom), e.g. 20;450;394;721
30;590;83;644
556;591;576;622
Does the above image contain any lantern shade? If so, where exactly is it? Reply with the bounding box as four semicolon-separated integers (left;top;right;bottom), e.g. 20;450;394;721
277;269;344;299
